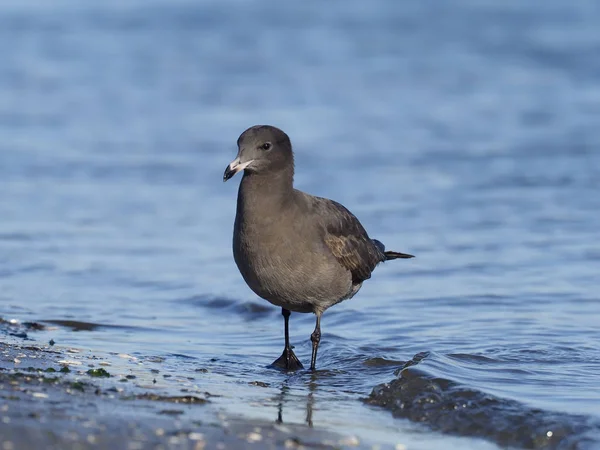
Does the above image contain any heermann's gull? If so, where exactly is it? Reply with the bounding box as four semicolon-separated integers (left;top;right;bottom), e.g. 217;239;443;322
223;125;414;371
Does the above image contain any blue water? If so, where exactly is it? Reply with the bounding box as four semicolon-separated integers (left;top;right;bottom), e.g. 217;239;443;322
1;0;600;448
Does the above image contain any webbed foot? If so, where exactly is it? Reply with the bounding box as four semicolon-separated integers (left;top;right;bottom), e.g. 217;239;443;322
272;346;303;371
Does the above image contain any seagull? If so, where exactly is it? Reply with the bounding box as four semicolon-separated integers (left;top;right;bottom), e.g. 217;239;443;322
224;125;414;371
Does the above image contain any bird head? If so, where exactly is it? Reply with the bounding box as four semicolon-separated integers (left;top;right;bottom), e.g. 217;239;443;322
224;125;294;182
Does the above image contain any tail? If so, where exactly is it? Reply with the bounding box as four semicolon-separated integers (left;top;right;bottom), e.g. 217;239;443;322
373;239;415;260
384;250;415;260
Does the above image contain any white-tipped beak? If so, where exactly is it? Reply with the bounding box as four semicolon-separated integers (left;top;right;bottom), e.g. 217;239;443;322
223;157;254;181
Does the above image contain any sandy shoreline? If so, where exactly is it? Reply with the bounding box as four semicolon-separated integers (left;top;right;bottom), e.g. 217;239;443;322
0;336;372;450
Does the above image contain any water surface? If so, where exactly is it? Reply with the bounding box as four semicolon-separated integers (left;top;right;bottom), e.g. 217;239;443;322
1;1;599;448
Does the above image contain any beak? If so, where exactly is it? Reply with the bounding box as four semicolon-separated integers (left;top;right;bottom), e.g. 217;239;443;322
223;157;254;182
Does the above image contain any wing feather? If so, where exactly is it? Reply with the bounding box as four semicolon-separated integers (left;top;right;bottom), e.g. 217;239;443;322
314;198;384;284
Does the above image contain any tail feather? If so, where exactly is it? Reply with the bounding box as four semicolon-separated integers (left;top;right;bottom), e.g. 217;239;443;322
384;250;415;260
372;239;415;260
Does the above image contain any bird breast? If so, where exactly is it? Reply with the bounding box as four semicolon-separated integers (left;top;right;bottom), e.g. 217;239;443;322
232;210;353;313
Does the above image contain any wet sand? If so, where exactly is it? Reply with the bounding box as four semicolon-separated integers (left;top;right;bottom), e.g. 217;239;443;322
0;335;370;450
3;317;599;450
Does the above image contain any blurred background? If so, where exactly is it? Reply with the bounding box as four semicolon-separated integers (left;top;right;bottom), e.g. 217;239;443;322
1;0;599;448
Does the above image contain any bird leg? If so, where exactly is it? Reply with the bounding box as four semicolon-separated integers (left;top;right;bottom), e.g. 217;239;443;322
310;313;321;371
273;308;303;370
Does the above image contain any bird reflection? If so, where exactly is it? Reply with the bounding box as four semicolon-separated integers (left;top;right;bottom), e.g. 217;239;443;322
276;372;319;427
306;374;317;427
275;383;289;424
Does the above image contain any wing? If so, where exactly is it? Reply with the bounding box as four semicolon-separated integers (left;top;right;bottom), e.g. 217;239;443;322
311;197;384;284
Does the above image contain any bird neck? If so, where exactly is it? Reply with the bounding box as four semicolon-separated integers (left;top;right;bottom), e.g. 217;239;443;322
237;168;295;213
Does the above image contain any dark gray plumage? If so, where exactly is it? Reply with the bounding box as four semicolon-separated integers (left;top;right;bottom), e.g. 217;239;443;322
223;125;414;371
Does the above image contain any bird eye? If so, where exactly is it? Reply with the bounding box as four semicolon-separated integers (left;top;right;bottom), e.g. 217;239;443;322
261;142;272;150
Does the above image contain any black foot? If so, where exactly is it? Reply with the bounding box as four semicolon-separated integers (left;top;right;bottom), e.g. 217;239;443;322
272;346;304;371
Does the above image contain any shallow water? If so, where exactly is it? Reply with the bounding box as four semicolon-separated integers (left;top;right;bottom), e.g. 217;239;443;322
1;0;600;448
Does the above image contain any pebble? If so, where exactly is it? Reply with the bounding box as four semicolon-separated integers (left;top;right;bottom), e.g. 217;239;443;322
58;360;82;366
246;432;262;443
340;436;360;447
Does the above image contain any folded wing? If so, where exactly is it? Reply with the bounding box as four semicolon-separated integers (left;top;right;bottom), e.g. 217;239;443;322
311;197;385;284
